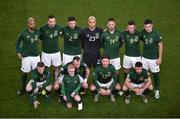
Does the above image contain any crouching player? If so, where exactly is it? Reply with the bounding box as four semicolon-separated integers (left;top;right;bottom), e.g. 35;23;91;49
26;62;52;109
54;56;89;101
60;63;83;110
90;56;121;102
122;62;153;104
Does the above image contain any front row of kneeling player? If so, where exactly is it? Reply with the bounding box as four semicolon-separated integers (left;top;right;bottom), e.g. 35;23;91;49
25;56;153;110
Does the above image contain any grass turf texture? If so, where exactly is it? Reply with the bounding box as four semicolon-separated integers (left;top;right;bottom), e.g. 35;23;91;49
0;0;180;117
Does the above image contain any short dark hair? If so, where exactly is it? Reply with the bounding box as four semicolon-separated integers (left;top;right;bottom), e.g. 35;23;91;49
108;18;115;22
135;62;143;67
128;20;135;25
144;19;152;25
48;15;55;20
101;55;110;60
68;16;76;22
37;62;45;67
73;56;81;62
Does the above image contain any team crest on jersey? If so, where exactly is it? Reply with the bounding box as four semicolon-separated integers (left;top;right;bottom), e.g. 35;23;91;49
27;35;30;38
74;33;78;39
46;31;49;34
54;31;58;37
127;35;129;38
74;80;77;84
95;33;100;39
40;75;46;81
139;76;144;81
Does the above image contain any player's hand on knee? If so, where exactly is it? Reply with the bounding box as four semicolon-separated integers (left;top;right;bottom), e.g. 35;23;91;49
53;82;59;90
99;88;107;96
106;89;111;95
134;88;142;95
139;88;144;93
33;101;40;109
82;82;88;89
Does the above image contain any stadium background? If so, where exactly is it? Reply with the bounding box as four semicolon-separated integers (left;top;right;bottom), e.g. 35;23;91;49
0;0;180;117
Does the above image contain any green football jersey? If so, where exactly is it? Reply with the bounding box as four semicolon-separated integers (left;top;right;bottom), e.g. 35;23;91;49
62;26;82;55
16;29;40;57
122;30;141;57
61;74;83;95
141;29;162;59
60;62;88;78
39;24;62;53
31;66;51;88
100;29;123;59
93;64;117;89
127;68;149;84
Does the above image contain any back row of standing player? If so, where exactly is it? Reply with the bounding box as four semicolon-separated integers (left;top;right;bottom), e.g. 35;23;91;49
16;15;163;100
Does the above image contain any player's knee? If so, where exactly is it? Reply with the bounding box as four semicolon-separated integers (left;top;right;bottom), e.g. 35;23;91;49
33;88;39;94
74;95;81;102
148;85;153;90
122;85;128;91
115;83;121;90
53;82;60;90
63;96;67;101
90;84;96;91
82;82;88;89
26;84;32;92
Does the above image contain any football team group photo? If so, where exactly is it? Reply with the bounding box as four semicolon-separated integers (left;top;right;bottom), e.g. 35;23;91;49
1;0;179;118
16;15;163;110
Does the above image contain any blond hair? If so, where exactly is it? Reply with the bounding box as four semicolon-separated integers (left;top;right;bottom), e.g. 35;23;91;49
27;17;35;23
88;16;96;21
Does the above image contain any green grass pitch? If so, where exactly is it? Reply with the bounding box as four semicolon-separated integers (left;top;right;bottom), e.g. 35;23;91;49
0;0;180;117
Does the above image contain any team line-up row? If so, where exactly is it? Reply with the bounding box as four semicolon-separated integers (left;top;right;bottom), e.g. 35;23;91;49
16;15;163;110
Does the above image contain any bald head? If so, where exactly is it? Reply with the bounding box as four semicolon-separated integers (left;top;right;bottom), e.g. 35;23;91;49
88;16;96;30
27;17;36;31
